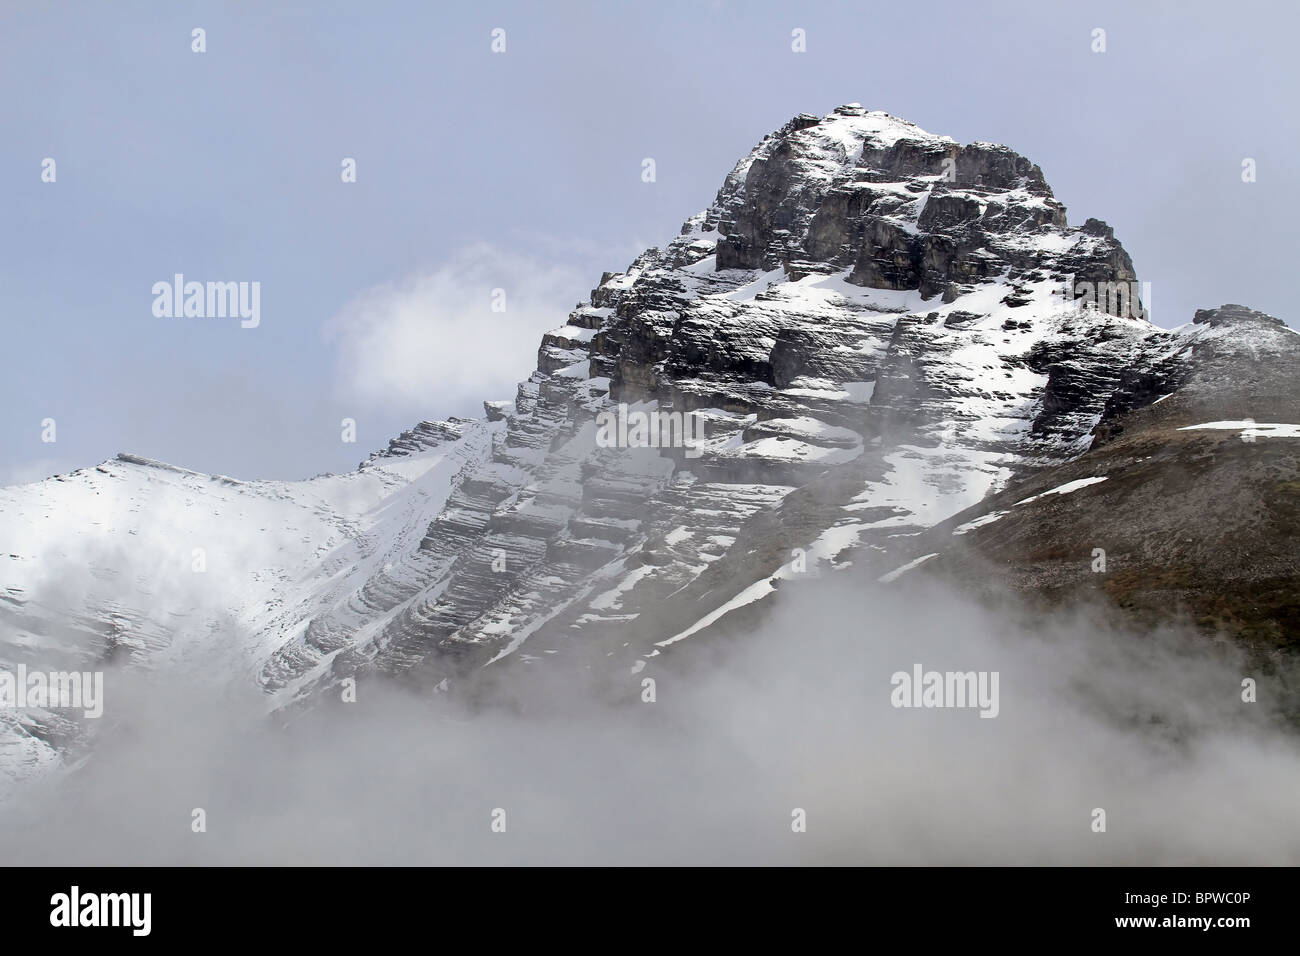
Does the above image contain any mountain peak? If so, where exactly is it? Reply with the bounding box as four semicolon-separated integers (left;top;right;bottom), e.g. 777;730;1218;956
680;108;1127;314
1193;303;1287;329
4;109;1295;793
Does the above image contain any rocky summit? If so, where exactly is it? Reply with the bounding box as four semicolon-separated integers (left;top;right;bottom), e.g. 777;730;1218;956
2;106;1297;788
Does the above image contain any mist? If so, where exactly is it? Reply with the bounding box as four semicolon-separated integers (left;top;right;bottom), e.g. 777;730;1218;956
3;566;1297;866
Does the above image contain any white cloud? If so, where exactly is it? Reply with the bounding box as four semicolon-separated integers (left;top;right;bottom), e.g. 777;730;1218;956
325;243;590;416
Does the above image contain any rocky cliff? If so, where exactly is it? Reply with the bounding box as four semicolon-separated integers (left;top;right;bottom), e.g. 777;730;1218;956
3;107;1297;788
256;106;1224;701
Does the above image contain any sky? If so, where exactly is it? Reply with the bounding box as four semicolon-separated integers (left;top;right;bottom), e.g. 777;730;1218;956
3;0;1297;483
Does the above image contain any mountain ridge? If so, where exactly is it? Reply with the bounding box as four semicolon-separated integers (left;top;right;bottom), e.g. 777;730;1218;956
3;106;1297;792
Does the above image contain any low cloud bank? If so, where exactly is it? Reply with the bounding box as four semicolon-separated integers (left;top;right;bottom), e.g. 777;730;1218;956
3;567;1298;865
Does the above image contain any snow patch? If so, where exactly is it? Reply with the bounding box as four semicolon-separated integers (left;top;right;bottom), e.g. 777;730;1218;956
952;511;1010;535
877;553;940;583
1015;476;1108;506
1178;422;1300;439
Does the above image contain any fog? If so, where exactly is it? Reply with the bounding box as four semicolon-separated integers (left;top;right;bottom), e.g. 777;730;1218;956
3;567;1298;866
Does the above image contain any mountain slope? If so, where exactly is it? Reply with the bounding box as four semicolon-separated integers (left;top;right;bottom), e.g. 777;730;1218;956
0;419;496;794
889;304;1300;652
311;105;1162;697
3;106;1297;791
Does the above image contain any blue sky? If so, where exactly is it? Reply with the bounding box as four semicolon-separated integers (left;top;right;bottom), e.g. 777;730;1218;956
3;0;1296;482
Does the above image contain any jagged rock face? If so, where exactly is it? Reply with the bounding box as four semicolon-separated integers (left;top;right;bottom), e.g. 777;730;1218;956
711;107;1069;291
360;418;475;464
271;106;1175;696
2;106;1295;781
586;108;1147;449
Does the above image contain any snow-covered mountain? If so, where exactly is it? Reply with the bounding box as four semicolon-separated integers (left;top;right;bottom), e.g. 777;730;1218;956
3;106;1296;793
0;420;496;791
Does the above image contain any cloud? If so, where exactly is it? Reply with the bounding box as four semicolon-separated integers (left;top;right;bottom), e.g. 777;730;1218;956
325;243;591;418
4;567;1299;864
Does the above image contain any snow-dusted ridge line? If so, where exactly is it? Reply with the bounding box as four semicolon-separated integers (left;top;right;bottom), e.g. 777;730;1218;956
4;106;1296;797
0;418;499;798
114;452;245;484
